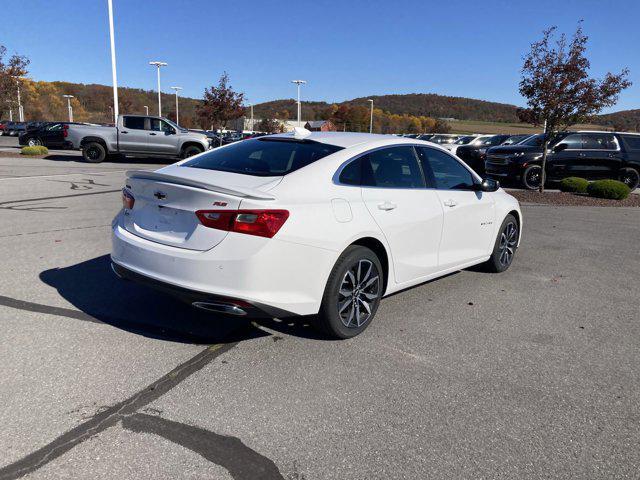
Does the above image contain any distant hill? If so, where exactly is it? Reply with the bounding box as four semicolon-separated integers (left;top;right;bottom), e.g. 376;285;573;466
7;78;637;132
592;109;640;132
252;93;521;123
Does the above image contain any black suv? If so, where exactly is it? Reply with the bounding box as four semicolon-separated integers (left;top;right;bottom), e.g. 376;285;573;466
485;131;640;190
456;134;512;175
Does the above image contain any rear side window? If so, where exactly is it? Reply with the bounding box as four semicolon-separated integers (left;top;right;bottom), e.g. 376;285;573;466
621;135;640;150
583;133;617;150
339;146;425;188
123;117;146;130
555;134;583;150
183;138;343;176
417;147;475;190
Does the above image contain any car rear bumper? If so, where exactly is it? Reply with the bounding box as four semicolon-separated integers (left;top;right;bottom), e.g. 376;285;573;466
111;213;336;316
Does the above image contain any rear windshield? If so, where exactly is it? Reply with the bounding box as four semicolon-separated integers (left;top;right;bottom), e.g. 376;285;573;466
182;138;343;176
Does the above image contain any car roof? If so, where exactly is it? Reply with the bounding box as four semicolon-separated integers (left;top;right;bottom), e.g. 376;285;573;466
268;131;406;149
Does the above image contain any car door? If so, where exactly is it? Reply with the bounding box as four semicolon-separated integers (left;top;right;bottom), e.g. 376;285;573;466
546;134;584;181
148;118;179;155
355;146;444;284
579;133;623;179
416;146;495;270
119;116;149;152
43;123;63;147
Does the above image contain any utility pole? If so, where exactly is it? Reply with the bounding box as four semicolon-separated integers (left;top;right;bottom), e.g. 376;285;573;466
63;95;74;122
149;61;168;116
14;77;24;122
368;99;374;133
107;0;119;123
291;80;307;127
170;86;182;125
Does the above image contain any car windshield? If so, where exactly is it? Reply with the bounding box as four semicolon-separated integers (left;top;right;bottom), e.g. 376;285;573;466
182;138;344;176
454;136;475;145
520;134;546;146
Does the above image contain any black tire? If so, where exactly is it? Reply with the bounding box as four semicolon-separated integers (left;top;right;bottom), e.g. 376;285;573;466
82;142;107;163
27;137;42;147
522;165;542;190
482;214;519;273
182;145;203;159
315;246;384;339
620;167;639;191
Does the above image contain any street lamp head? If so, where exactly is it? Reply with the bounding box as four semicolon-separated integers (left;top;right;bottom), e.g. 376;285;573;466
291;80;307;85
368;99;373;103
170;86;183;92
149;61;168;67
63;94;74;99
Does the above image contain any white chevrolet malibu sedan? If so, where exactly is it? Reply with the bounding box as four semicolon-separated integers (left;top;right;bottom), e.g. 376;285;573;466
111;129;522;338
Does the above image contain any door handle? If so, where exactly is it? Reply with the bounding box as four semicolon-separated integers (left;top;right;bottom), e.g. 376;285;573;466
578;153;586;157
443;199;458;207
121;131;128;134
149;133;157;136
377;201;397;211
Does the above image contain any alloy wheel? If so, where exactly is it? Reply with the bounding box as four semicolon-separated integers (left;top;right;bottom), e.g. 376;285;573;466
337;259;380;328
525;168;541;189
498;221;518;267
621;170;639;189
86;146;100;160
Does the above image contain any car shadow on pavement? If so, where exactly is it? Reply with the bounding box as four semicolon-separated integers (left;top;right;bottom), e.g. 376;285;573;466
43;153;172;165
39;255;271;345
39;255;328;344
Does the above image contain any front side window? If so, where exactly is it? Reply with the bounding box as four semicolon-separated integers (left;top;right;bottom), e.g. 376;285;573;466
417;147;475;190
554;134;583;150
123;116;145;130
582;133;617;150
183;138;343;176
149;118;175;133
621;135;640;150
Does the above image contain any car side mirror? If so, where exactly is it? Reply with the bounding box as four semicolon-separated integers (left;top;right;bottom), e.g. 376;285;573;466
553;143;567;153
476;178;500;192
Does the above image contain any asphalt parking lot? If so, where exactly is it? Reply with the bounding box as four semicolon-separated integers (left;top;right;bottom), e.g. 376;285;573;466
1;138;639;479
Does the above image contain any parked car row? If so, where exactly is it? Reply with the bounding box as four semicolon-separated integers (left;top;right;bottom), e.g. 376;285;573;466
484;131;640;191
0;121;27;136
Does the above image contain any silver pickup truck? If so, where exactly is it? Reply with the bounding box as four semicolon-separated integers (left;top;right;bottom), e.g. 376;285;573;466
66;115;211;163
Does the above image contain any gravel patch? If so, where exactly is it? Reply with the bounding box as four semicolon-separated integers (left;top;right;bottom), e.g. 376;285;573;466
511;190;640;207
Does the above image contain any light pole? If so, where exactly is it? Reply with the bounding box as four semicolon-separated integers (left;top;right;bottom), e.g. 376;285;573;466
107;0;119;122
291;80;307;127
63;95;74;122
170;86;182;125
368;99;374;133
144;105;149;115
149;61;168;116
13;77;24;122
7;102;12;122
247;103;254;132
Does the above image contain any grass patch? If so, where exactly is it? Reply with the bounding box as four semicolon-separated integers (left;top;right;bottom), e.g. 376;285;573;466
587;179;631;200
559;177;589;193
21;145;49;156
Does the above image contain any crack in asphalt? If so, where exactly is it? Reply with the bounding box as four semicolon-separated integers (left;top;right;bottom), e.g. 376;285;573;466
123;413;284;480
0;224;111;238
0;295;283;479
0;189;121;210
0;344;239;480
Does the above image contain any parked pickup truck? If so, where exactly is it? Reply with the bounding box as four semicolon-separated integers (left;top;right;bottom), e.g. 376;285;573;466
66;115;212;163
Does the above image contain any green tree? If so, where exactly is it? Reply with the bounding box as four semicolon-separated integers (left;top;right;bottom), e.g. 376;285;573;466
519;23;631;191
0;45;29;119
197;72;245;130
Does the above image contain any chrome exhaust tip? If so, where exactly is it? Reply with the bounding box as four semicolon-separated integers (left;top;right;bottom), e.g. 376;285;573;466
192;301;247;316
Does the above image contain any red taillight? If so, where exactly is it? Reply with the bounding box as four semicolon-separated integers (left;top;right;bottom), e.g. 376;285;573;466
63;124;69;138
196;209;289;238
122;188;135;210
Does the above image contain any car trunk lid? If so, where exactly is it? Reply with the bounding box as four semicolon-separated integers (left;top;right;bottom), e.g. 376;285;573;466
123;166;282;251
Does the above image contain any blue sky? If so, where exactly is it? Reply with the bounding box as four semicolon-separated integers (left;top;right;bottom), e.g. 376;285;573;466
3;0;639;112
